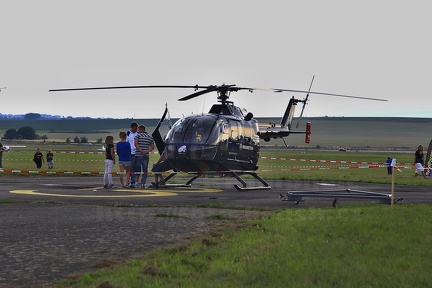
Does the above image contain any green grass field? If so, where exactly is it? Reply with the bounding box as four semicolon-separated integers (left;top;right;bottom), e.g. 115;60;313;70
61;205;432;288
1;145;430;187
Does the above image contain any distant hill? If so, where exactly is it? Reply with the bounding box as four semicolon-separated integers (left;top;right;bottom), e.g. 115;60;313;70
1;117;431;149
270;117;432;149
0;118;164;132
0;113;90;120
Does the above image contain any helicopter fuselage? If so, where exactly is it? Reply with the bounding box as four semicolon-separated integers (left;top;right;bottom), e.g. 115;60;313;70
164;105;260;172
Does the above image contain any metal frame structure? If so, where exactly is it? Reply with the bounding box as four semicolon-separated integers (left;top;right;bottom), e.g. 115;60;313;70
279;189;404;207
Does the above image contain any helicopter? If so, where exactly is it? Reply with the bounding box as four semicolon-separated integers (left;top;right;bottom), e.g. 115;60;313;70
50;79;387;190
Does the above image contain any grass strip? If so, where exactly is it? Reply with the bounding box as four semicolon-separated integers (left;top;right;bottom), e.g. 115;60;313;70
61;204;432;287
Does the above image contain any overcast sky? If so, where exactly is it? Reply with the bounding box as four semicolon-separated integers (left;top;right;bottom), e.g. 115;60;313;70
1;1;431;119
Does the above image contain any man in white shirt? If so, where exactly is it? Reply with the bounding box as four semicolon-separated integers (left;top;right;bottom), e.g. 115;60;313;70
126;122;138;188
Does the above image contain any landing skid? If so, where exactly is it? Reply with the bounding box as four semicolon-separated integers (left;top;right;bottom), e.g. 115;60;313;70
150;171;271;191
279;189;404;207
229;171;271;191
149;172;196;188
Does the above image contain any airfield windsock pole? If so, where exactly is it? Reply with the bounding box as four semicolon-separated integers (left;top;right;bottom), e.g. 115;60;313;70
391;158;396;207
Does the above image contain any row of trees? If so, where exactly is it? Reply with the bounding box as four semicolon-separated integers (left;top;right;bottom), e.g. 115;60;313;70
67;136;88;143
3;125;103;144
65;137;102;144
3;126;44;140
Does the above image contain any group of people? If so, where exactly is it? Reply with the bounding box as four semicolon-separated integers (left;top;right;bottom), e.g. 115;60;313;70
103;122;171;189
32;148;54;169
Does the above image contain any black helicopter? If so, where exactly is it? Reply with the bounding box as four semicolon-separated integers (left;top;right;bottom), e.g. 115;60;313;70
50;80;386;190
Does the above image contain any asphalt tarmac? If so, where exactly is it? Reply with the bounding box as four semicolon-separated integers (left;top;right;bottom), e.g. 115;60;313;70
1;175;431;208
0;175;431;287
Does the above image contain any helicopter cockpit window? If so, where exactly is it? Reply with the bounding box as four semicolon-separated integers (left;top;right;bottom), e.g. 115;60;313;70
166;118;189;143
174;116;218;144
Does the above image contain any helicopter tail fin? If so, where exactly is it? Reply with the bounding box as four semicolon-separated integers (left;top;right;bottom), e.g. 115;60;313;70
280;97;299;130
151;104;169;155
258;100;310;142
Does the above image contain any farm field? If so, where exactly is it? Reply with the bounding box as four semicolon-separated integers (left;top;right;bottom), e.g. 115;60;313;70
259;117;432;149
1;117;431;149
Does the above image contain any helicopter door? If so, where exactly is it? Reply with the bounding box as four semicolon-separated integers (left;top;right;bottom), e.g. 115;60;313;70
219;122;229;151
228;120;240;153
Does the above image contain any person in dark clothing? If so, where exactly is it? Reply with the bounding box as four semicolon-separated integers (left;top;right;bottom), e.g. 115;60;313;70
33;148;44;169
413;145;427;179
0;142;5;168
386;157;392;175
150;151;174;187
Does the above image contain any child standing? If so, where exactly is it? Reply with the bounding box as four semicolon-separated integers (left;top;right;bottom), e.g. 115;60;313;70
103;135;116;188
33;148;44;169
116;131;132;188
46;150;54;169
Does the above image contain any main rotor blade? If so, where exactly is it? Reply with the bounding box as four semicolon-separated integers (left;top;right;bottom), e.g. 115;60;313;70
50;84;266;102
178;86;218;101
178;86;258;101
49;85;207;92
272;88;387;102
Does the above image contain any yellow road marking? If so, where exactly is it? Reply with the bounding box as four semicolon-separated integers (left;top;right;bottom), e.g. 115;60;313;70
84;188;222;193
10;188;222;198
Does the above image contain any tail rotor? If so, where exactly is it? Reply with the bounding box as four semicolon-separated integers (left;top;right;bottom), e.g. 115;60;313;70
296;75;314;129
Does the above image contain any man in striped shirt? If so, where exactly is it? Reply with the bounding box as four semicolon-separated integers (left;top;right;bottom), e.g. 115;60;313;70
133;124;155;188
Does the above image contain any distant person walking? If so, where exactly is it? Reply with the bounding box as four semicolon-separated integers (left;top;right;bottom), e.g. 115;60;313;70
126;122;139;188
33;148;44;169
103;135;116;189
134;124;155;188
46;150;54;169
116;131;132;188
386;157;392;175
413;145;427;179
0;142;5;168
